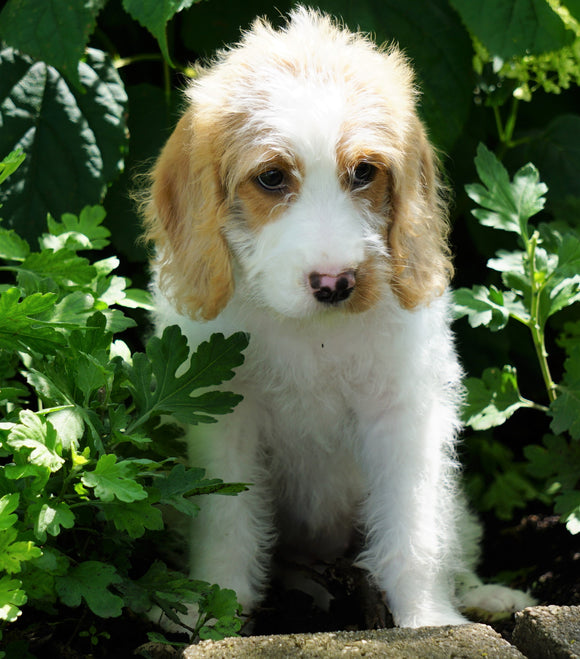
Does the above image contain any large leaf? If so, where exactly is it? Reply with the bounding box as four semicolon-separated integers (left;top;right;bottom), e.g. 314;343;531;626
466;143;547;238
55;561;124;618
449;0;573;60
0;0;106;88
126;328;248;429
0;48;127;241
463;365;533;430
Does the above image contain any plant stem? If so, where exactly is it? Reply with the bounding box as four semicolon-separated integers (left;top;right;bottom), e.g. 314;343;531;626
526;231;558;403
494;97;520;159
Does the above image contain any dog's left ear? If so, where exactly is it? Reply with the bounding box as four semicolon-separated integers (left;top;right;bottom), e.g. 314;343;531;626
387;120;453;308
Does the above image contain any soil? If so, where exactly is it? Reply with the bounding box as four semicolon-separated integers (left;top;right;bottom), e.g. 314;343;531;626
5;512;579;658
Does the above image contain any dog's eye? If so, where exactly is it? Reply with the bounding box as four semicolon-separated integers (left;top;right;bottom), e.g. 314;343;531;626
351;162;376;188
257;169;285;191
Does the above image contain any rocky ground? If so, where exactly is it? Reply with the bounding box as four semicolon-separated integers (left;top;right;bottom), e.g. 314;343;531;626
6;512;579;658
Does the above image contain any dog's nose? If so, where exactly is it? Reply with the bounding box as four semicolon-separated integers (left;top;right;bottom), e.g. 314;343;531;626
309;270;356;304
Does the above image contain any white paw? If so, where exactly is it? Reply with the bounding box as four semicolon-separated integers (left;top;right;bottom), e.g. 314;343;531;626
460;583;536;613
396;608;469;628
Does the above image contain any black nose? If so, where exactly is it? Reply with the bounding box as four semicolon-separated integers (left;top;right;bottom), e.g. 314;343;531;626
309;270;356;304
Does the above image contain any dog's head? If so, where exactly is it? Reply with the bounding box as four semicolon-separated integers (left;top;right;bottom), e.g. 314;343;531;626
143;7;452;320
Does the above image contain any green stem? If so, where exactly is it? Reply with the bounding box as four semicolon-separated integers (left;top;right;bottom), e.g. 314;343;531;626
114;53;163;69
494;97;520;159
526;231;558;403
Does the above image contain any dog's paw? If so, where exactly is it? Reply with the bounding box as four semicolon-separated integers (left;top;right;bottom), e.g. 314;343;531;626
395;607;469;628
460;583;536;614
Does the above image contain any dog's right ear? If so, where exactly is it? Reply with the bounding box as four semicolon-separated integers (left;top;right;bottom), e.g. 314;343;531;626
143;112;234;320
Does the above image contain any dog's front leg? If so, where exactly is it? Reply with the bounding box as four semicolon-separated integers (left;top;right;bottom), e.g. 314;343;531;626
181;401;275;626
357;399;467;628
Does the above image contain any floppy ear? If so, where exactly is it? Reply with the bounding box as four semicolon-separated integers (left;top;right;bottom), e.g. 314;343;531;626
387;120;453;308
142;112;233;320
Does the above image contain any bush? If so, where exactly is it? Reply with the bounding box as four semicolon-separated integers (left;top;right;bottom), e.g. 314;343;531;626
0;152;248;653
455;144;580;534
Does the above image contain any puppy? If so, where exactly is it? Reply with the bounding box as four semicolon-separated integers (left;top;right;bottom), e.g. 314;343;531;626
143;7;535;628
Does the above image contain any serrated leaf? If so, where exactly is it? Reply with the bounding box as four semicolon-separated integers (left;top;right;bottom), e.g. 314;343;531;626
155;464;246;517
0;575;27;622
555;491;580;534
44;206;110;252
0;0;106;87
449;0;573;60
7;410;64;472
453;285;522;330
81;454;147;503
122;0;197;65
549;345;580;438
19;250;96;287
0;227;30;261
463;365;532;430
0;494;19;531
0;48;127;241
127;329;248;429
466;144;547;238
100;500;163;539
30;501;75;542
0;527;42;574
55;561;123;618
0;288;64;354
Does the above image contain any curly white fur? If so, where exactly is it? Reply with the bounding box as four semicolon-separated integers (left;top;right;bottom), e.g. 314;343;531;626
143;7;535;628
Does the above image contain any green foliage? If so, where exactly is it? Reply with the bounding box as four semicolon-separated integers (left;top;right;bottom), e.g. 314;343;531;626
455;145;580;533
0;153;248;644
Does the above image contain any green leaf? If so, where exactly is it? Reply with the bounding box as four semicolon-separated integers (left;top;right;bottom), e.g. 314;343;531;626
0;288;64;354
0;576;27;622
555;491;580;534
0;48;127;242
43;206;111;252
19;250;96;288
155;464;246;517
0;494;19;531
550;343;580;438
0;148;25;185
81;454;147;503
122;0;198;65
0;0;106;88
449;0;573;60
100;500;163;539
30;501;75;542
525;435;580;490
0;228;30;261
198;585;241;639
55;561;123;618
7;410;65;472
463;365;533;430
453;285;525;330
0;527;42;574
466;144;547;238
127;329;248;428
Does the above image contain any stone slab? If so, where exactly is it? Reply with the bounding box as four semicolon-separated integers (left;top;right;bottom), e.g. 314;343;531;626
183;624;524;658
512;605;580;659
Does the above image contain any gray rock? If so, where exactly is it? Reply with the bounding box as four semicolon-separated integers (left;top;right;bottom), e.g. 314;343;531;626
512;605;580;659
183;624;524;658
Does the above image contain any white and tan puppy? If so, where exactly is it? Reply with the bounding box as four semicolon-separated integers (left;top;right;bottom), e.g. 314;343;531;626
143;7;535;628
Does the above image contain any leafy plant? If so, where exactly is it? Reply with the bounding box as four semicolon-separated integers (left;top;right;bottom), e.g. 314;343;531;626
455;144;580;534
0;151;248;651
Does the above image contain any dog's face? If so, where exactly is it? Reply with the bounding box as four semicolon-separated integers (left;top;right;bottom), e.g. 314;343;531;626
143;9;452;320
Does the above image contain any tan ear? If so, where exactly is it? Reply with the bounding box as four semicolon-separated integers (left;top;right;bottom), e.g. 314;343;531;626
387;121;453;309
142;112;233;320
